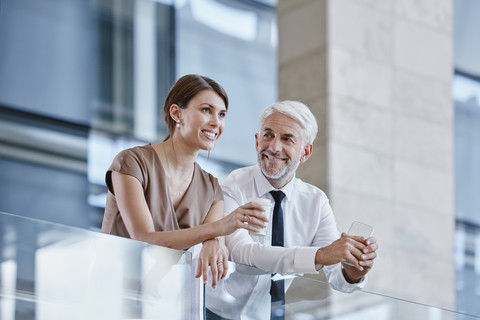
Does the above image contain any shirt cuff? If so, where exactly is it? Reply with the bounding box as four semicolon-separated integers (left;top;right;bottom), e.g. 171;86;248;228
293;246;321;274
315;264;324;271
339;264;367;291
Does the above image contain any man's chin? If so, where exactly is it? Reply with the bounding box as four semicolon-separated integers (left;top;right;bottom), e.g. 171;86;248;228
260;166;287;181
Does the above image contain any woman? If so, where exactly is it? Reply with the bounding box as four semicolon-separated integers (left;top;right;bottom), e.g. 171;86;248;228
101;74;267;288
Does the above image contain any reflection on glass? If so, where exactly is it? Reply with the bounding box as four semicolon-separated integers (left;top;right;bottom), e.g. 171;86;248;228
0;212;195;319
206;265;480;319
452;74;480;105
3;211;480;319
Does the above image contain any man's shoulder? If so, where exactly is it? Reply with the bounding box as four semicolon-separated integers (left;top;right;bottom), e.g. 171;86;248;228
292;177;328;200
221;165;256;191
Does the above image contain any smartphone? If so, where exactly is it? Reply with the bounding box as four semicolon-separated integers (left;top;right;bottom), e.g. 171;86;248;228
342;221;374;267
347;221;374;238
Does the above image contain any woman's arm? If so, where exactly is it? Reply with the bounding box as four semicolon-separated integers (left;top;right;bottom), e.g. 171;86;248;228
113;171;268;249
113;171;270;287
112;171;228;249
195;200;229;287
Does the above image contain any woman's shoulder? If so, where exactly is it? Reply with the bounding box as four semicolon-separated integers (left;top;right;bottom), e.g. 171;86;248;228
114;144;154;161
119;144;153;156
191;162;223;203
193;162;220;187
110;144;157;171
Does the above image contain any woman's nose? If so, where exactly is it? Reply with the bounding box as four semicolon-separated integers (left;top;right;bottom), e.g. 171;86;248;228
209;115;219;127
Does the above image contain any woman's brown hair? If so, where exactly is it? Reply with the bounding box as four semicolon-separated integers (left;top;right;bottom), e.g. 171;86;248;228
163;74;228;140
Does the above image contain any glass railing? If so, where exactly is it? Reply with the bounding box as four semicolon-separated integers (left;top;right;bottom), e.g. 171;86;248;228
205;263;480;320
0;212;196;319
1;211;480;320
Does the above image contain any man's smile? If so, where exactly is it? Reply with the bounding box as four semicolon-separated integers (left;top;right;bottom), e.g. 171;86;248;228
261;151;289;162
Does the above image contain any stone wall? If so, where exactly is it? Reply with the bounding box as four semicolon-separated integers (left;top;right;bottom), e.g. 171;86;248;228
278;0;454;309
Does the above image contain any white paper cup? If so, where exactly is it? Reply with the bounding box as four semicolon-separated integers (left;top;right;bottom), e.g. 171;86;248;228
248;198;272;237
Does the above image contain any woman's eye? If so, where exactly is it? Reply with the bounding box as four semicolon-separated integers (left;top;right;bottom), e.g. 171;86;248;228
219;112;226;118
202;108;211;113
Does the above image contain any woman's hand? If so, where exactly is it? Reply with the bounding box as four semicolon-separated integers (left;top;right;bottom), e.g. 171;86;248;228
195;238;229;288
216;202;270;236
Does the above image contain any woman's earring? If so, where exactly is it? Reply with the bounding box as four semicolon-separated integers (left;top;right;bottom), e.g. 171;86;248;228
176;119;180;128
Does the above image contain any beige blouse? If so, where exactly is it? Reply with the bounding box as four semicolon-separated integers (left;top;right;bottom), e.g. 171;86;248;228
101;144;223;238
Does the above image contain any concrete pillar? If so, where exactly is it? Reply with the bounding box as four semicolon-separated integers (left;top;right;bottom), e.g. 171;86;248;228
278;0;454;309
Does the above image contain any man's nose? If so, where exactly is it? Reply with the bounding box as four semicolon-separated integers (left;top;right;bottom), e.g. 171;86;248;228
268;137;282;152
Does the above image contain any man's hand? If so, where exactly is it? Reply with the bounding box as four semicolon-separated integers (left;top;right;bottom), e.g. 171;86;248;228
195;238;229;288
342;236;378;283
315;233;366;268
315;233;378;281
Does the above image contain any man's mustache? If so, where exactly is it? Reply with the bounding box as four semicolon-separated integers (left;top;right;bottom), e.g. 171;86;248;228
261;150;289;160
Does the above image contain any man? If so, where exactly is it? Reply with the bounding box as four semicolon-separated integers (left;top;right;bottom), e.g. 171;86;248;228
222;100;378;290
206;101;378;319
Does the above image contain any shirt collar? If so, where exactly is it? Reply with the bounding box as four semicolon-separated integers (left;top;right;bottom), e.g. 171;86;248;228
253;164;296;201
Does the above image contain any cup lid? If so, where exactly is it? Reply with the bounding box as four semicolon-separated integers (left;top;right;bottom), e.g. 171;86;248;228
250;198;271;206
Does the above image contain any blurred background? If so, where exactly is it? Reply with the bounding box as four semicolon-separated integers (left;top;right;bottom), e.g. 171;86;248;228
0;0;479;317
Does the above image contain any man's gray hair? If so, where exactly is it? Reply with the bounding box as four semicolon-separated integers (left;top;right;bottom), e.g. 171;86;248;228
258;100;318;145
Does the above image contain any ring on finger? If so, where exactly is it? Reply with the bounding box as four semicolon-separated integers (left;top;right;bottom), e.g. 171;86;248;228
217;261;223;266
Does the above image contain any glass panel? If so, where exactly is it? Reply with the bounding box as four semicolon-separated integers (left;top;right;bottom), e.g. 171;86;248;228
205;263;480;320
0;0;277;231
0;0;174;140
453;73;480;226
453;73;480;317
0;212;196;319
175;0;277;166
0;0;97;123
0;158;94;228
1;212;479;319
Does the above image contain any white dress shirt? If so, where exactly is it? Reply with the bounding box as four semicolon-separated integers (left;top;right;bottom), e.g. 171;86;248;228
222;165;366;293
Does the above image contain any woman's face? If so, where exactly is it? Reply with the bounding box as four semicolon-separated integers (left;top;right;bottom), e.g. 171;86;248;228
177;89;227;151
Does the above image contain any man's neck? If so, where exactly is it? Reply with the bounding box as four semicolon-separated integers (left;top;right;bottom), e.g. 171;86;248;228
266;175;294;190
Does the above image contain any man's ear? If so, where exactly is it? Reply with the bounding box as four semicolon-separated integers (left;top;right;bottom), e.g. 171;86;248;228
300;144;313;163
255;133;259;149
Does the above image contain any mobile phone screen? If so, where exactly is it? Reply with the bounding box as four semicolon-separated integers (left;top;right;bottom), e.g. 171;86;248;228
342;221;374;267
347;221;374;238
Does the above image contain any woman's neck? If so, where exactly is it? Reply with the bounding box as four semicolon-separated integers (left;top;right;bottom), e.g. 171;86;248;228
154;138;197;206
157;138;197;172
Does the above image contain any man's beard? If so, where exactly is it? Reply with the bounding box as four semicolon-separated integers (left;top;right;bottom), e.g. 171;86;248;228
257;150;301;184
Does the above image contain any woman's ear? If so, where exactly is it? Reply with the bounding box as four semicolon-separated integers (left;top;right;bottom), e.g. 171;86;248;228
169;104;181;122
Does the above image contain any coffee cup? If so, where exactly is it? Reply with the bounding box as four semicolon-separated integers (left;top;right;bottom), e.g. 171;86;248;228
248;198;272;237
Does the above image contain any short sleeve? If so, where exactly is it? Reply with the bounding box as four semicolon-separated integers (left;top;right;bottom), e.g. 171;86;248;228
105;149;146;195
211;174;224;204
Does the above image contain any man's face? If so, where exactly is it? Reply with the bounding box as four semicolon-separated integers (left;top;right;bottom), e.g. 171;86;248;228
255;112;310;187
